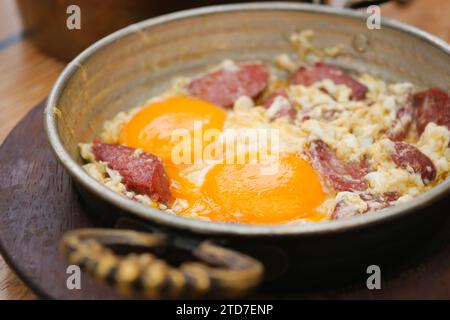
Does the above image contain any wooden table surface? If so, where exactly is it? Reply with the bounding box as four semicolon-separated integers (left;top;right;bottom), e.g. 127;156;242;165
0;0;449;300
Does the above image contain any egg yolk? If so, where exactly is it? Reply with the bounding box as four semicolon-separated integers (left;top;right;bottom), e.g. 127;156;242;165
119;96;226;201
196;154;326;224
119;96;326;224
119;96;226;162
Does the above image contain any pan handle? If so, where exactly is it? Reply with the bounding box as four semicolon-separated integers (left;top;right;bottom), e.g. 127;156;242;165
60;228;263;298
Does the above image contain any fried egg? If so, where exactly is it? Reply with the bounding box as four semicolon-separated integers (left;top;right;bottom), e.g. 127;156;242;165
119;96;226;162
118;96;326;224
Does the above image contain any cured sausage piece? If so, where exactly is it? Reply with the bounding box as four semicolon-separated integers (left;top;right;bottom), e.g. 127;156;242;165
331;192;400;220
331;199;357;220
320;109;341;121
414;88;450;135
262;90;289;108
360;191;400;211
262;90;297;121
390;141;436;184
187;63;268;108
306;139;370;192
387;98;414;141
92;142;171;205
292;62;368;101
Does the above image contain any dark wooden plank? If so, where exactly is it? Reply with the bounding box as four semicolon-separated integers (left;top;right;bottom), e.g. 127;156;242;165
0;101;120;299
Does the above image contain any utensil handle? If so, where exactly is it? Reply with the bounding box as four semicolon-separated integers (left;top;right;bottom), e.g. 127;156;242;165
60;228;263;298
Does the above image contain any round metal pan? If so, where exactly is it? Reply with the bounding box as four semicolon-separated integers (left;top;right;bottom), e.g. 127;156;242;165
44;2;450;296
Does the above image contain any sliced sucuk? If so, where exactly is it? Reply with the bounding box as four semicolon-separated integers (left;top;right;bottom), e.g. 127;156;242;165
92;142;171;205
187;63;268;108
306;139;370;192
262;90;289;108
360;191;400;212
273;106;297;121
321;109;340;121
262;90;297;121
390;141;436;184
299;115;311;122
331;191;400;220
331;199;359;220
292;62;368;101
414;88;450;135
387;98;414;141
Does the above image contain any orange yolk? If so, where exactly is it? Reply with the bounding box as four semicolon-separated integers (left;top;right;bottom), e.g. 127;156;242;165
197;154;326;224
119;96;226;201
119;96;226;162
119;96;326;224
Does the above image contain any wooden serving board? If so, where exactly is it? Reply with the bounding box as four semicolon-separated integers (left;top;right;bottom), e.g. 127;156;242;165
0;101;449;299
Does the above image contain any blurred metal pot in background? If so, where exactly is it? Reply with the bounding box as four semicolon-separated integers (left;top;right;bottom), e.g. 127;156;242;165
16;0;307;61
16;0;406;61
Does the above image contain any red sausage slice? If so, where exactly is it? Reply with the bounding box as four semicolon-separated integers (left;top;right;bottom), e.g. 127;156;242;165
306;139;370;192
187;63;268;108
292;62;368;101
262;90;289;108
262;90;297;121
414;88;450;135
331;192;400;220
390;141;436;184
92;142;171;205
360;191;400;212
387;98;414;141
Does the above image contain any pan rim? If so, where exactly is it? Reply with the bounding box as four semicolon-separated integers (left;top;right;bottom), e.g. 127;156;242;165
45;2;450;237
